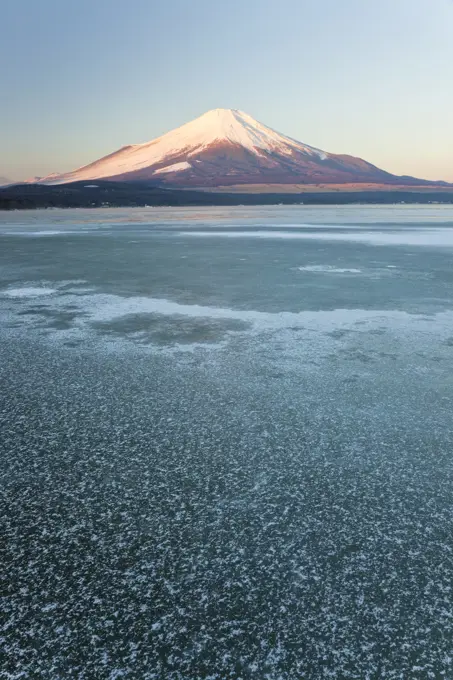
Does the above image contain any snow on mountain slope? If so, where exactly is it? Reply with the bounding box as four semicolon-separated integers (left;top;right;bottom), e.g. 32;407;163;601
153;161;193;175
34;109;437;188
39;109;329;184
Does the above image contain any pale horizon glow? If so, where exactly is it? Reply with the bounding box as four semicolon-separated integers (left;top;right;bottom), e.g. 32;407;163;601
1;0;452;183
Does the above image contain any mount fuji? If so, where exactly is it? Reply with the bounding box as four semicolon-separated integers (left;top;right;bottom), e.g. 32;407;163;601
34;109;445;190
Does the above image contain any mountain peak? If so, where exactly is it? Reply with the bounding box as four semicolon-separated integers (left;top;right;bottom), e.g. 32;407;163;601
195;108;253;135
134;107;326;160
202;108;243;115
164;107;289;153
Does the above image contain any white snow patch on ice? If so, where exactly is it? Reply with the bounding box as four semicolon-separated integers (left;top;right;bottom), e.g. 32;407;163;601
4;286;453;354
2;287;57;298
3;230;84;237
27;230;69;236
80;293;449;335
181;228;453;247
298;265;362;274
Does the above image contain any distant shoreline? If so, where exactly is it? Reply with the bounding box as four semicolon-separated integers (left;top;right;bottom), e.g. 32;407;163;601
1;181;452;211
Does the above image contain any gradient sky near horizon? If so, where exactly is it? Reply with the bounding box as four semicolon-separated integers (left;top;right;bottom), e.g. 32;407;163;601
1;0;452;182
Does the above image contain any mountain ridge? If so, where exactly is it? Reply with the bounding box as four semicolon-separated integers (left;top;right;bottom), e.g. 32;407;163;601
31;109;450;189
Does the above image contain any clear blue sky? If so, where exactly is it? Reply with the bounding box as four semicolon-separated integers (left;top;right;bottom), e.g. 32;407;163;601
1;0;452;182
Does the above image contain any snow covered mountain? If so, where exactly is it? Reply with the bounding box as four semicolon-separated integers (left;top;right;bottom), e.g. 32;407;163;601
0;176;12;187
35;109;440;189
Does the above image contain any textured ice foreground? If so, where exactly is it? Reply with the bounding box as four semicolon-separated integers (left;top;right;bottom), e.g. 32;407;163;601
2;205;453;680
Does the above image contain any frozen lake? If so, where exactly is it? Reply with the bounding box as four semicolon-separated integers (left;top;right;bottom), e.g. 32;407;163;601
2;205;453;678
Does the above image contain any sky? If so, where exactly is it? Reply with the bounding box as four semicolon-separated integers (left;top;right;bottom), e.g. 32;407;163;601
1;0;452;182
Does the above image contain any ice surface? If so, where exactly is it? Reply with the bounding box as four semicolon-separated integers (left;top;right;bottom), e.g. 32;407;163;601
83;293;446;332
1;287;57;298
182;228;453;247
298;265;362;273
2;206;453;679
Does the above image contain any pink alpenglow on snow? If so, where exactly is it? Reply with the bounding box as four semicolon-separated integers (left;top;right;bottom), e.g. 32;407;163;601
33;109;449;189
